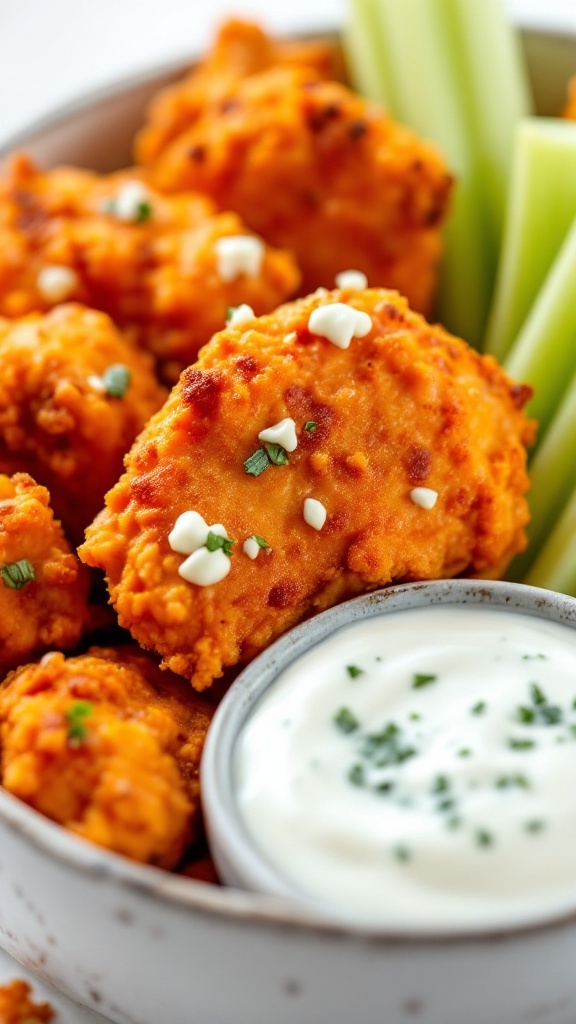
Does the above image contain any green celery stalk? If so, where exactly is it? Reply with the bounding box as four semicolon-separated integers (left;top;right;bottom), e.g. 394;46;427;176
504;214;576;437
524;484;576;595
343;0;395;107
484;118;576;361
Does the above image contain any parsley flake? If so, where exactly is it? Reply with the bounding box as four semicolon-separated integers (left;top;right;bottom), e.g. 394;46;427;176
1;559;35;590
412;672;438;689
101;364;131;398
525;819;546;834
475;829;494;848
66;701;93;746
508;738;536;751
348;763;365;787
495;774;530;789
244;448;269;476
135;200;152;224
394;845;411;863
334;707;359;734
471;701;486;715
263;442;289;466
346;664;364;679
304;421;317;432
253;535;270;550
205;531;235;556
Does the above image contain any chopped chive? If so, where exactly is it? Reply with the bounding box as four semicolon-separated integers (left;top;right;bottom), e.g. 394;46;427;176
205;531;235;556
518;705;535;724
394;845;411;863
471;701;487;715
348;763;365;787
437;798;456;813
253;535;270;550
1;559;35;590
346;665;364;679
508;737;536;750
522;653;547;660
495;774;530;789
475;829;494;848
244;448;269;476
525;819;546;834
135;200;152;224
226;305;238;322
263;442;289;466
530;683;546;706
376;780;394;794
334;707;360;734
304;421;317;432
65;701;93;746
409;711;421;721
432;775;450;793
101;364;131;398
458;748;472;758
412;672;438;689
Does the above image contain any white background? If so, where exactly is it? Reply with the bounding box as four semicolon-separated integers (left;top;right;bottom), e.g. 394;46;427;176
0;0;575;1018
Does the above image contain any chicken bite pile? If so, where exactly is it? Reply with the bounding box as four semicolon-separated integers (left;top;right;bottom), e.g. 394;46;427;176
0;473;88;678
0;980;54;1024
0;647;213;868
0;156;300;380
80;288;534;691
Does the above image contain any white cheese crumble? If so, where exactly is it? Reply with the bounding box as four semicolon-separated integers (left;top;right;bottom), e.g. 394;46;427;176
87;374;106;394
168;510;227;555
226;304;255;327
243;537;261;560
283;332;297;344
335;269;368;290
258;417;298;453
308;303;372;350
179;547;231;586
303;497;327;531
410;487;438;510
215;235;265;282
36;265;78;303
109;181;152;223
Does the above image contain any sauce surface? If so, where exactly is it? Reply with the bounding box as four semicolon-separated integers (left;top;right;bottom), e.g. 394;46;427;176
234;605;576;930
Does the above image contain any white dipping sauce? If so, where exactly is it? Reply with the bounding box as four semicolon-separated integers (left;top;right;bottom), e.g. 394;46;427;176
234;606;576;931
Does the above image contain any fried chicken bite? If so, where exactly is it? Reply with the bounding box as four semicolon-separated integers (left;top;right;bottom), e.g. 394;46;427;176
0;980;54;1024
0;305;167;541
0;473;88;678
0;647;214;869
136;59;453;313
0;155;300;380
563;76;576;119
137;19;343;166
80;289;534;691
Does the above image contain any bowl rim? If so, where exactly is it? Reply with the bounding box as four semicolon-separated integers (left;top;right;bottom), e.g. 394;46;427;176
5;579;576;947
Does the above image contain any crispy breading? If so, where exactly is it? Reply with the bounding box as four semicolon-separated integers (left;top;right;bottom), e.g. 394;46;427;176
136;56;453;312
137;19;344;166
0;647;213;868
0;155;300;380
0;473;88;678
0;980;54;1024
0;305;167;541
79;289;534;691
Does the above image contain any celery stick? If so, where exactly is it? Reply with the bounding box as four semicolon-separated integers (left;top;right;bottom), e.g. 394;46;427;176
343;0;395;107
524;484;576;596
484;118;576;361
504;215;576;437
508;366;576;582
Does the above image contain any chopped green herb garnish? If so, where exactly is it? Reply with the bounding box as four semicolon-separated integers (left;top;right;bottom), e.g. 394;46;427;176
412;672;438;688
522;653;547;661
362;722;416;768
263;442;290;466
101;364;131;398
475;829;494;848
253;535;270;550
226;305;239;322
437;798;456;813
518;684;563;727
65;701;93;746
495;774;530;789
508;737;536;750
135;199;152;224
432;775;450;793
334;707;360;734
348;763;365;787
376;780;395;794
205;531;235;556
394;845;411;863
517;705;535;724
530;683;546;706
525;819;546;834
409;711;421;721
244;448;269;476
471;701;486;715
1;559;35;590
458;748;472;758
346;665;364;679
304;421;317;432
446;816;462;830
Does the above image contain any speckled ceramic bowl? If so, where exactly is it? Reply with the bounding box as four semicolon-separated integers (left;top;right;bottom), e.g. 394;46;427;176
2;22;576;1024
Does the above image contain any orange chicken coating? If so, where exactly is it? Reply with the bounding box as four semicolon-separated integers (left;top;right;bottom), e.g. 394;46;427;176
563;76;576;119
137;62;453;312
136;19;343;166
79;289;534;691
0;305;167;541
0;980;54;1024
0;155;300;380
0;647;214;869
0;473;88;678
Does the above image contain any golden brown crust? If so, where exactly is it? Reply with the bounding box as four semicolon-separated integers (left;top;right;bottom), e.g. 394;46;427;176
0;647;213;868
137;55;453;313
0;305;167;540
0;472;88;678
0;155;300;380
0;980;54;1023
80;289;534;690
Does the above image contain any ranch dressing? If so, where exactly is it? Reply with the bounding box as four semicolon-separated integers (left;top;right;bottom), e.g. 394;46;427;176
234;605;576;931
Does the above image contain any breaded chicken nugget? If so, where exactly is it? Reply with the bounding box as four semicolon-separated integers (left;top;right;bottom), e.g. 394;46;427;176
137;19;343;165
0;647;213;869
0;980;54;1024
563;77;576;119
80;289;534;691
0;155;300;380
0;473;88;678
0;305;167;541
136;61;453;312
